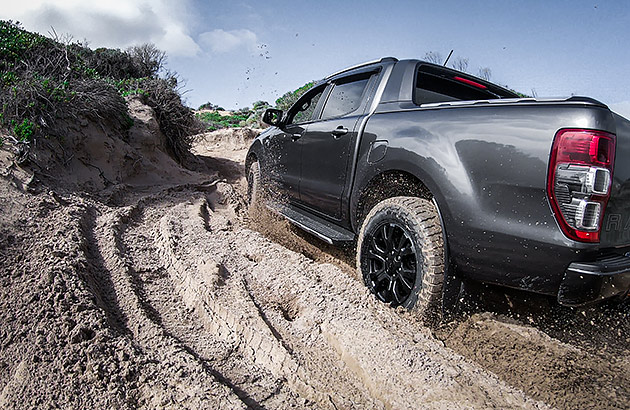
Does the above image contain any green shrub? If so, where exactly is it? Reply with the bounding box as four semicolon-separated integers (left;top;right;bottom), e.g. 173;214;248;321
0;20;195;163
275;81;315;111
0;21;131;140
195;111;249;131
12;118;35;141
0;20;46;62
0;70;16;85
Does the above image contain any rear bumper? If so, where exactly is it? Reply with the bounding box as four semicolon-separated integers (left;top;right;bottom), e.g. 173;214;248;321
557;253;630;306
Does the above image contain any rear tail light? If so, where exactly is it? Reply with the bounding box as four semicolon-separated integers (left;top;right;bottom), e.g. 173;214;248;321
547;129;616;242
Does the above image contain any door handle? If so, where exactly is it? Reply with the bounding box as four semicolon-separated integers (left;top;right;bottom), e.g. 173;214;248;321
332;126;348;137
291;133;302;141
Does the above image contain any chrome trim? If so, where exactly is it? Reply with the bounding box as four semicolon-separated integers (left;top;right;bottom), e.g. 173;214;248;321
566;266;630;276
575;200;601;231
290;220;334;245
266;205;334;245
419;97;602;110
585;167;611;195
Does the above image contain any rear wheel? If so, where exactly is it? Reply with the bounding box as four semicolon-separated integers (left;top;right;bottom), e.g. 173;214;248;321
357;196;445;316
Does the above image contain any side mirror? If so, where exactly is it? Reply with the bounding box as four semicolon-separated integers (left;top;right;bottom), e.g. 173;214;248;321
262;108;284;127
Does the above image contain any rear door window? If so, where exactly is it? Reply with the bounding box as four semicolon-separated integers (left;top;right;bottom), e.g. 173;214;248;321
320;77;370;120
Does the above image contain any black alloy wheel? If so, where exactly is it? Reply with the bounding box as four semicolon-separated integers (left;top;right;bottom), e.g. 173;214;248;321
364;222;418;306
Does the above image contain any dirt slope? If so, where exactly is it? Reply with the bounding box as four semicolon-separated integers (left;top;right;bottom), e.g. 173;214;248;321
0;101;628;409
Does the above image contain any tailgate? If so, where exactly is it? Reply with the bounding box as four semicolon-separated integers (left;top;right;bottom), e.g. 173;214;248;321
601;113;630;247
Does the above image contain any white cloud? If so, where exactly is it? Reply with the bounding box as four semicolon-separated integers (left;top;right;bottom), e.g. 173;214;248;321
609;101;630;120
198;29;258;54
0;0;201;57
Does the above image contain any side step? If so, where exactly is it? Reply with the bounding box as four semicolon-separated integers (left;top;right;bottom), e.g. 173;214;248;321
269;203;355;245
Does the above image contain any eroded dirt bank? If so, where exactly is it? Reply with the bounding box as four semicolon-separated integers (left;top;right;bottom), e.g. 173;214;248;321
0;104;628;409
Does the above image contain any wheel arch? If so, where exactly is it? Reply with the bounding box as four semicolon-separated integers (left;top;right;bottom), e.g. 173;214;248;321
352;169;434;230
245;139;264;175
245;151;257;175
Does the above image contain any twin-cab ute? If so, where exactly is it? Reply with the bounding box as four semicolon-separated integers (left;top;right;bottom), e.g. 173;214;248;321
246;57;630;316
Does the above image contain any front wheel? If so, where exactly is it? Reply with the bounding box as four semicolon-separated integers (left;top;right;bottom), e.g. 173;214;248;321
246;160;263;211
356;197;445;317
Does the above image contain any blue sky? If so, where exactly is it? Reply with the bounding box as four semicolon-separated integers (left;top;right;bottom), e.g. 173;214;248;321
2;1;629;115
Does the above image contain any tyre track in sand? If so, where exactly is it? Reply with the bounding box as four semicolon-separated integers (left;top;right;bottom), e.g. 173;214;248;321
124;188;310;409
83;185;250;409
146;179;550;409
154;191;377;409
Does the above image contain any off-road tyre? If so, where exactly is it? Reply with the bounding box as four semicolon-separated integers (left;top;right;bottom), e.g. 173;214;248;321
246;160;263;211
356;196;445;318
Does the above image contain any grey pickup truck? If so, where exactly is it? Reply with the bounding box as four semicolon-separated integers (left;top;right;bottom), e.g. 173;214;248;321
246;57;630;316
